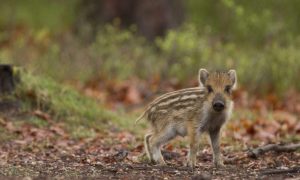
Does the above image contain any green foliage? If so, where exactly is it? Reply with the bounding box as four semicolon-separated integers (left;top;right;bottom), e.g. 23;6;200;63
0;0;78;31
3;24;300;94
187;0;300;45
156;26;300;94
91;25;161;81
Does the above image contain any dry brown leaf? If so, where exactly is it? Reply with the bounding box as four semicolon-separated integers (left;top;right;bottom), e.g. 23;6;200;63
125;85;142;104
32;110;51;121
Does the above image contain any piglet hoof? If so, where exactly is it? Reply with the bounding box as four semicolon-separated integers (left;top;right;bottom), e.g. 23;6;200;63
158;159;167;166
213;161;225;169
186;161;196;172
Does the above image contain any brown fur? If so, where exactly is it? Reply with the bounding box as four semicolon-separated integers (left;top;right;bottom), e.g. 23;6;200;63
137;69;237;169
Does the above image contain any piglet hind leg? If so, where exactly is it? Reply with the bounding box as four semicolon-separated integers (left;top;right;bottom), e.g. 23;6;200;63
148;127;177;165
144;133;154;163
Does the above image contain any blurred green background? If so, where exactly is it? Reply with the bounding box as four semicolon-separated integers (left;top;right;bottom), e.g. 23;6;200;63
1;0;300;94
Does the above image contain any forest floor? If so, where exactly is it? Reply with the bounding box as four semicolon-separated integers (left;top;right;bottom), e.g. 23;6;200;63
0;76;300;179
0;113;299;179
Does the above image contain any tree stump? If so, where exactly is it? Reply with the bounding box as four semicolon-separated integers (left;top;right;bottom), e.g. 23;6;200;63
0;64;20;112
0;65;15;95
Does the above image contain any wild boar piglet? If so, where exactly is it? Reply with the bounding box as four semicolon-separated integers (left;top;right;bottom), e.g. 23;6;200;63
136;68;237;169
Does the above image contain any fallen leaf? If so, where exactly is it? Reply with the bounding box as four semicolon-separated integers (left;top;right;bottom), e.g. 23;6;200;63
32;110;51;121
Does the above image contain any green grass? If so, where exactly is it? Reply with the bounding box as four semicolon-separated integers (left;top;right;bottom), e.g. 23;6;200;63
26;116;49;128
0;126;17;143
10;70;140;139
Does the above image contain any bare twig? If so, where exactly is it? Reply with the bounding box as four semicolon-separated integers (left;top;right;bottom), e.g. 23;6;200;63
248;143;300;158
260;167;300;175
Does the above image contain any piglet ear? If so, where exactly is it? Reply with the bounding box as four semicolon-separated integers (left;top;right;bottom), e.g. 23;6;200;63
228;69;237;90
198;68;209;87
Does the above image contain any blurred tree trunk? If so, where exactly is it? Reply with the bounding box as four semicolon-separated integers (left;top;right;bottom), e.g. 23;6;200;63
74;0;185;41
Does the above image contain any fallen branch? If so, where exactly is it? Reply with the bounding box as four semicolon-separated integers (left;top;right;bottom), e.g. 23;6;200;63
248;143;300;158
260;167;300;175
224;153;248;164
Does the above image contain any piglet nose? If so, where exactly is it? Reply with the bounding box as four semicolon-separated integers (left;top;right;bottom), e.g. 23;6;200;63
213;100;225;112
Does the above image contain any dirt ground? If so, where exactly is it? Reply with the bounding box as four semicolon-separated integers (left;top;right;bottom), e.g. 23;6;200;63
0;123;299;180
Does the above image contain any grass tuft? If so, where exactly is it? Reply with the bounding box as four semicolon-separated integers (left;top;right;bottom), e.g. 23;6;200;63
10;70;139;138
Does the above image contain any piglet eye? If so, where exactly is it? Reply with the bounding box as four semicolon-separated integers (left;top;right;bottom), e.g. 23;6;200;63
207;85;213;93
225;85;231;94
